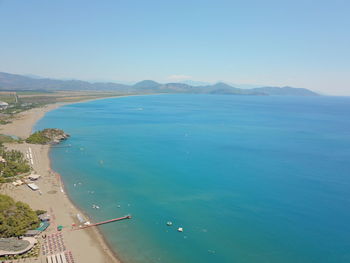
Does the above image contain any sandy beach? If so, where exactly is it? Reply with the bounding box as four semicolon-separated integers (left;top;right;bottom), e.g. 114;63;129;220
0;104;121;263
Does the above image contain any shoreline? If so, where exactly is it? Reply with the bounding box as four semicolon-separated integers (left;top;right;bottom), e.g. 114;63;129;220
47;149;124;263
51;160;124;263
0;99;125;263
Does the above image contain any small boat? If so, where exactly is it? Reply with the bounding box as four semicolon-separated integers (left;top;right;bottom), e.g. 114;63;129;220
178;227;183;232
166;221;173;226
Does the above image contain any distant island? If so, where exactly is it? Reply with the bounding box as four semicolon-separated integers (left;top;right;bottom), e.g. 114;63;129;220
0;72;318;96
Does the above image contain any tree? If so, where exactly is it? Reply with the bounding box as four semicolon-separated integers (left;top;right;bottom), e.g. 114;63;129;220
0;194;40;237
0;144;31;181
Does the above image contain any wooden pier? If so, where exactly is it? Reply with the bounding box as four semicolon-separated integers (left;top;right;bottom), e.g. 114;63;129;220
75;215;132;230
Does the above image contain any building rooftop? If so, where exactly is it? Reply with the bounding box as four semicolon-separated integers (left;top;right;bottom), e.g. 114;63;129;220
24;230;41;237
0;237;37;256
38;213;50;221
29;173;41;180
27;183;39;191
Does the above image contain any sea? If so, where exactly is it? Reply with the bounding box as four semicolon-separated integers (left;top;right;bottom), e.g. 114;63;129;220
35;94;350;263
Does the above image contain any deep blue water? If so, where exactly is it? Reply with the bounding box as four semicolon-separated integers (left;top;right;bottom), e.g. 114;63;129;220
36;94;350;263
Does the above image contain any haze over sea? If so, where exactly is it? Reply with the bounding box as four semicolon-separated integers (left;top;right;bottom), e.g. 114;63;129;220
35;94;350;263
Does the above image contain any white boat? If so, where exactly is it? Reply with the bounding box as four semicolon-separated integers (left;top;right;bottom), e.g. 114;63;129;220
178;227;183;232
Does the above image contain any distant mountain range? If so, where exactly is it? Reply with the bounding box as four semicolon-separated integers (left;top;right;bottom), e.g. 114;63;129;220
0;72;318;96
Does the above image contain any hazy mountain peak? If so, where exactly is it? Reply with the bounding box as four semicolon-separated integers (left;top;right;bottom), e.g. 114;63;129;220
212;82;234;88
133;80;161;88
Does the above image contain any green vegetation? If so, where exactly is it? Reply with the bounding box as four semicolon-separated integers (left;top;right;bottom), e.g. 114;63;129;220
0;134;17;144
0;94;17;104
35;209;47;216
0;145;30;182
26;128;69;144
0;91;57;115
0;119;11;125
0;194;40;238
16;91;53;95
25;131;51;144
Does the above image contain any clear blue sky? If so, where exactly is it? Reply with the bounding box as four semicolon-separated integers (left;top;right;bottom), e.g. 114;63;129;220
0;0;349;95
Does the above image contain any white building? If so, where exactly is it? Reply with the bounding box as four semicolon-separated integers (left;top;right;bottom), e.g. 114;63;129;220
0;101;9;110
27;183;39;191
29;173;41;181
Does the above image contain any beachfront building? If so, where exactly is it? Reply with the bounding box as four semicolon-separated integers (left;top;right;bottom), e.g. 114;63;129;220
39;213;50;222
24;221;50;237
23;213;50;238
27;183;39;191
0;237;37;256
24;230;41;237
0;101;9;110
36;221;50;232
12;179;24;186
29;173;41;181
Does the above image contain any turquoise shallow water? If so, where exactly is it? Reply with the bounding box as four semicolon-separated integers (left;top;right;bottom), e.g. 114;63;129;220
36;94;350;263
